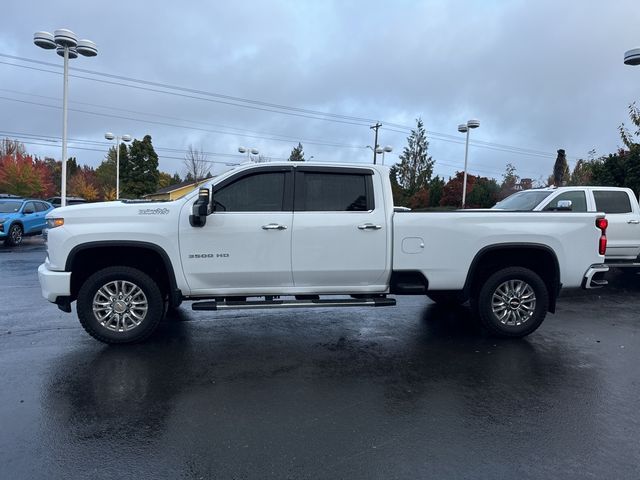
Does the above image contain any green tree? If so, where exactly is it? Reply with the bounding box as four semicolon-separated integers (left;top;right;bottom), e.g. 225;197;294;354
158;171;174;189
466;176;500;208
428;176;445;207
121;135;159;198
396;118;434;197
499;163;520;199
568;159;593;185
288;142;305;162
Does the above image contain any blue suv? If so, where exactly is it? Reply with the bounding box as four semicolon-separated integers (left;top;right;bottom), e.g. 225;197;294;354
0;198;54;246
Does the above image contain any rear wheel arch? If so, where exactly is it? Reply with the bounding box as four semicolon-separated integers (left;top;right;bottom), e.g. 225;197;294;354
463;244;560;312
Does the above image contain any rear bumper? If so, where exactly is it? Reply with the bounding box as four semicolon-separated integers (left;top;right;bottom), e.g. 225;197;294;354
582;264;609;289
38;262;71;302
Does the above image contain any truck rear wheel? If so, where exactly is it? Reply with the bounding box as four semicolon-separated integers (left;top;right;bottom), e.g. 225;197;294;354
473;267;548;337
76;266;164;344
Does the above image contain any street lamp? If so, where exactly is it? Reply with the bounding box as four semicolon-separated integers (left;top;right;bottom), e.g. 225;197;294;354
458;119;480;208
375;145;393;165
34;29;97;207
624;48;640;66
104;133;132;199
238;146;259;162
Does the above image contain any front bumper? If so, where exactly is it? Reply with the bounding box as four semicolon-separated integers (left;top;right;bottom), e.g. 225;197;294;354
38;262;71;302
582;264;609;289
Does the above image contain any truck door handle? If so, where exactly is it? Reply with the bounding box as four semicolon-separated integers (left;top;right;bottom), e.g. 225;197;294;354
628;220;640;224
262;223;287;230
357;223;382;230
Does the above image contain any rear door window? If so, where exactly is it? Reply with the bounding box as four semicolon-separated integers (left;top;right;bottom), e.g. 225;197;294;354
593;191;632;214
295;172;373;211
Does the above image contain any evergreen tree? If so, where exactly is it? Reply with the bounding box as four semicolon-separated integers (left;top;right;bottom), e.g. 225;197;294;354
396;118;434;197
552;149;570;186
121;135;159;198
288;142;305;162
428;176;445;207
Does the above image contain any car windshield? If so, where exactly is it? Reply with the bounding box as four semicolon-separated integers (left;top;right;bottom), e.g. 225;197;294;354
492;191;554;210
0;200;23;213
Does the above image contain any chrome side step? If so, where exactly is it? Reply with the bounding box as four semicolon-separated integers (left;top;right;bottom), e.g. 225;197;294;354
192;297;396;311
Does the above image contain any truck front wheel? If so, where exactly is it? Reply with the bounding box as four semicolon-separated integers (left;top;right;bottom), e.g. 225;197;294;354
77;266;164;344
473;267;549;337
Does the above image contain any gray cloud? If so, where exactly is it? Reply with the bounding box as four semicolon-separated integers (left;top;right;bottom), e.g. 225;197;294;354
1;0;639;182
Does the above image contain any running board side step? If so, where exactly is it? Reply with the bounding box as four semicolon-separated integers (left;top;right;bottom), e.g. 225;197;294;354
192;297;396;311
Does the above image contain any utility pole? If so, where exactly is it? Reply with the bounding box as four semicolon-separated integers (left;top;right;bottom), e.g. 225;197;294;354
370;122;381;164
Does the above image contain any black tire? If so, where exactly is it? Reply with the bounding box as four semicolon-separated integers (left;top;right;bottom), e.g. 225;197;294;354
77;266;164;344
5;223;23;246
427;292;466;305
472;267;549;338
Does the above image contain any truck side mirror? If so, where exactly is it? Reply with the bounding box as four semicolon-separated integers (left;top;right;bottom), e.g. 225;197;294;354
189;187;211;227
556;200;573;211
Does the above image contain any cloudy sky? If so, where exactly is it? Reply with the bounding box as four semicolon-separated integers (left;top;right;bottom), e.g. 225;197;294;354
1;0;639;183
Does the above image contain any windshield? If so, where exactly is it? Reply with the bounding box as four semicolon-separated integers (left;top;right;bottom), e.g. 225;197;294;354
0;200;22;213
492;191;553;210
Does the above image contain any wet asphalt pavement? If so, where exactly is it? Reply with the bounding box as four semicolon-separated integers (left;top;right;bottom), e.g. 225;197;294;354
0;239;639;479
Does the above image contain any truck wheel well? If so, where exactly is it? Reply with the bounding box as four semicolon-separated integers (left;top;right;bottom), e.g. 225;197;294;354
68;244;177;304
464;246;560;312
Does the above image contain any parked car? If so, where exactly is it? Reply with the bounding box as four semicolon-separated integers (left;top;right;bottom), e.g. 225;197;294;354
493;186;640;265
46;196;87;207
0;199;54;246
39;162;608;344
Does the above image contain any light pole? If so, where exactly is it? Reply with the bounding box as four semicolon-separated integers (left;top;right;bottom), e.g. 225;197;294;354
238;146;259;162
458;119;480;208
624;48;640;66
376;145;393;165
105;133;132;199
34;29;97;207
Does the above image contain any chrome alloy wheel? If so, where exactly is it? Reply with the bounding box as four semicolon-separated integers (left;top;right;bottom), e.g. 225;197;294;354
491;279;536;326
92;280;148;332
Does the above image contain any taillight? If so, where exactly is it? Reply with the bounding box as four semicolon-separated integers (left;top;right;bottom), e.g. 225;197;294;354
596;217;607;255
596;218;608;231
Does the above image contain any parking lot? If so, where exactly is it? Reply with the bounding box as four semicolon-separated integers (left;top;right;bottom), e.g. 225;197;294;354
1;238;639;479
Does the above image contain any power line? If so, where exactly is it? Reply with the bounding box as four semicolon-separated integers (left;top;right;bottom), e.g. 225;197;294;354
0;53;582;159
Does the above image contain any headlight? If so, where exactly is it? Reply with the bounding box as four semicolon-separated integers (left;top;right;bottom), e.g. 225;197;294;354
0;218;5;223
46;218;64;229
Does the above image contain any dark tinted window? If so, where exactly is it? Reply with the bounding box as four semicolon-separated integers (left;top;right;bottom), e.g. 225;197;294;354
35;202;49;212
23;201;36;213
543;191;587;212
299;172;371;211
215;172;286;212
593;191;632;214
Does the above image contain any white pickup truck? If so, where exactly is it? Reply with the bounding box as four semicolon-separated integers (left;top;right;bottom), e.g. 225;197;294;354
494;186;640;265
38;162;609;344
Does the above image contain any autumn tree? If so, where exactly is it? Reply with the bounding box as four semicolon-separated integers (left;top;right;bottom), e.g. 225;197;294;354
0;153;54;197
68;166;99;201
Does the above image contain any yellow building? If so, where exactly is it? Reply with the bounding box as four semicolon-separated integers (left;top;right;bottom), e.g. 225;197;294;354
144;179;210;201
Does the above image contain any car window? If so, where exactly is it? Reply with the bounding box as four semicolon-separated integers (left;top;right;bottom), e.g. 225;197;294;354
492;191;553;210
35;202;49;212
543;191;587;212
23;201;37;213
593;191;632;214
0;201;22;213
215;172;286;212
297;172;372;211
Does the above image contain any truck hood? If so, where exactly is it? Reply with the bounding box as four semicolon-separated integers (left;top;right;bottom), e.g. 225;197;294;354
46;200;179;221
